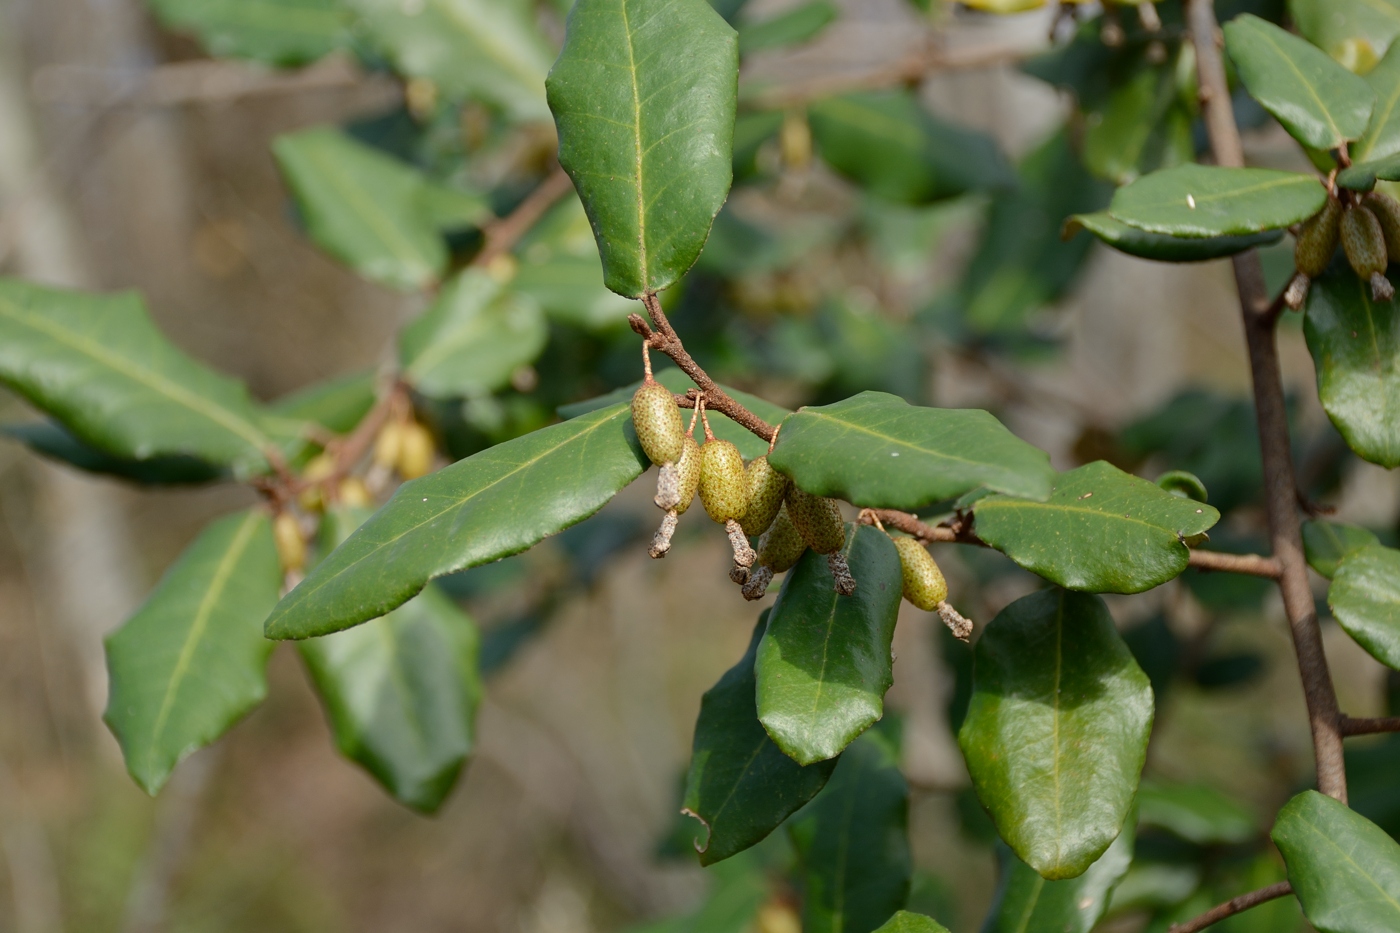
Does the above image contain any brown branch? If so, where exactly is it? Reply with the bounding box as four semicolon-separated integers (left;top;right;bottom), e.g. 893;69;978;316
1187;0;1347;801
1340;716;1400;736
324;380;409;485
473;167;574;269
1167;882;1294;933
1187;550;1282;578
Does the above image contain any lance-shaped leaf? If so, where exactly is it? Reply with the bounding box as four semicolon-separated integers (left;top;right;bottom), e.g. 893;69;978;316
1223;14;1375;151
300;509;480;813
1328;544;1400;670
958;589;1153;880
1273;790;1400;933
1303;520;1381;579
755;525;902;765
0;278;283;476
1354;43;1400;166
981;825;1134;933
788;729;910;933
1136;782;1257;845
265;403;649;639
546;0;738;297
514;196;636;330
871;913;949;933
1064;212;1282;263
1303;263;1400;468
682;611;838;865
973;461;1220;594
1108;164;1327;238
767;391;1053;508
267;369;378;435
737;0;836;54
399;269;548;399
2;421;227;485
104;510;281;794
147;0;350;65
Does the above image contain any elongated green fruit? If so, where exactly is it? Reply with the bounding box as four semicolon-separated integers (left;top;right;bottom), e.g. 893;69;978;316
1342;204;1388;276
1294;195;1342;277
757;504;806;573
632;380;684;466
892;536;947;611
739;455;790;537
1364;191;1400;260
785;487;845;554
674;435;701;516
699;439;748;523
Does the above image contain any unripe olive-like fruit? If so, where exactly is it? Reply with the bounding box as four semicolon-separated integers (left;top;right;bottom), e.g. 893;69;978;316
297;453;336;512
756;504;806;573
739;456;791;537
631;381;685;466
699;439;748;523
1341;204;1389;281
785;487;845;554
397;421;436;479
892;536;948;611
273;512;306;574
1364;191;1400;259
1294;195;1342;277
338;477;372;508
674;435;701;516
372;421;403;469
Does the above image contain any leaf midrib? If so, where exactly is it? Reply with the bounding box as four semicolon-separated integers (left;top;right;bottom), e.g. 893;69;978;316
1249;22;1347;145
1294;810;1400;916
427;0;548;98
1133;173;1317;212
619;0;651;289
794;408;1017;474
979;495;1199;535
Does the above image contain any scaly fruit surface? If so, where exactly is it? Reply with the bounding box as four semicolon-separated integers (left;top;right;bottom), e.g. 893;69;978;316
631;381;684;466
1364;191;1400;259
739;455;790;536
756;504;807;573
699;439;748;523
1341;204;1389;281
892;536;948;611
785;487;845;554
674;435;701;515
1294;195;1342;277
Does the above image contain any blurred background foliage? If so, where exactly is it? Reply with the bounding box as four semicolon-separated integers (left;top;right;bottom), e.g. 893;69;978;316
0;0;1397;930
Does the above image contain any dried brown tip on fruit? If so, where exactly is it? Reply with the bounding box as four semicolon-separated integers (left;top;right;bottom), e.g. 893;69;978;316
649;509;678;559
827;552;856;596
742;565;774;601
937;601;973;642
726;518;756;569
730;561;750;585
1283;272;1310;311
1372;272;1396;302
654;461;680;510
632;380;685;466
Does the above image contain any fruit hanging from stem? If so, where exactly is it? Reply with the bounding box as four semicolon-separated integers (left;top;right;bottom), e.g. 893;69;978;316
1341;203;1395;303
742;503;808;600
739;455;791;537
785;487;854;595
631;342;685;467
1285;193;1343;309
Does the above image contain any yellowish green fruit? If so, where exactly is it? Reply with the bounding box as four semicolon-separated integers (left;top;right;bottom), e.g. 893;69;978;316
756;504;806;573
297;453;336;512
785;487;845;554
396;421;436;479
1341;204;1389;281
631;380;685;466
372;421;403;469
1294;195;1342;277
739;455;791;537
699;439;748;523
674;435;701;515
1364;191;1400;259
892;536;948;611
273;512;306;574
338;477;371;508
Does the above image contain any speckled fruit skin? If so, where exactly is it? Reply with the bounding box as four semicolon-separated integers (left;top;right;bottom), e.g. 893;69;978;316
785;487;845;554
893;536;947;611
756;504;807;572
1294;196;1342;277
699;439;748;523
1341;204;1389;281
1365;192;1400;259
739;455;791;537
674;435;701;515
631;381;684;466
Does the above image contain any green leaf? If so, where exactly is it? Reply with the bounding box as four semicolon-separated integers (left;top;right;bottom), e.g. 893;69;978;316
1272;789;1400;933
265;402;649;639
737;0;836;54
1223;14;1375;151
625;855;770;933
1304;520;1381;579
1303;262;1400;468
973;461;1221;594
767;391;1053;508
957;589;1153;879
2;421;227;485
1064;212;1282;263
1336;152;1400;191
267;369;378;435
1082;62;1193;186
1355;43;1400;165
146;0;350;65
300;507;480;813
1108;164;1328;238
871;912;949;933
788;729;910;933
514;196;636;330
1290;0;1400;69
399;269;548;399
349;0;555;120
808;91;1014;205
981;825;1134;933
1136;781;1257;845
0;278;284;476
682;611;838;865
546;0;739;297
104;510;281;794
1329;544;1400;670
755;524;902;765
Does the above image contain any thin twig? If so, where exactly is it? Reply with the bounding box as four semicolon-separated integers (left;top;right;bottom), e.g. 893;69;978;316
1187;0;1347;802
1340;716;1400;736
1186;550;1282;578
474;167;574;269
323;380;409;486
1167;882;1294;933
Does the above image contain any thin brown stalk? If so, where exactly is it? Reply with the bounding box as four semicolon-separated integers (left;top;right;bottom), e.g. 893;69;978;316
473;167;575;269
1166;882;1293;933
1340;716;1400;737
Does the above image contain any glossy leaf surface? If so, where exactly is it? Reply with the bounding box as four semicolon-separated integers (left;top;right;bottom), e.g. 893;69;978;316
1273;790;1400;933
682;612;837;865
1291;0;1400;71
547;0;738;297
1336;153;1400;191
768;391;1053;508
1329;544;1400;670
1064;212;1282;263
105;510;280;794
958;589;1153;880
399;269;548;399
1303;520;1380;579
2;421;227;485
266;403;649;639
981;826;1133;933
0;278;284;476
788;729;910;933
1303;263;1400;468
755;525;902;765
1223;14;1375;150
973;461;1220;594
1108;164;1327;237
147;0;349;64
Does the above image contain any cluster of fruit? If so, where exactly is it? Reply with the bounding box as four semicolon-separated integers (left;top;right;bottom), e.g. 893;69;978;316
1289;188;1400;308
